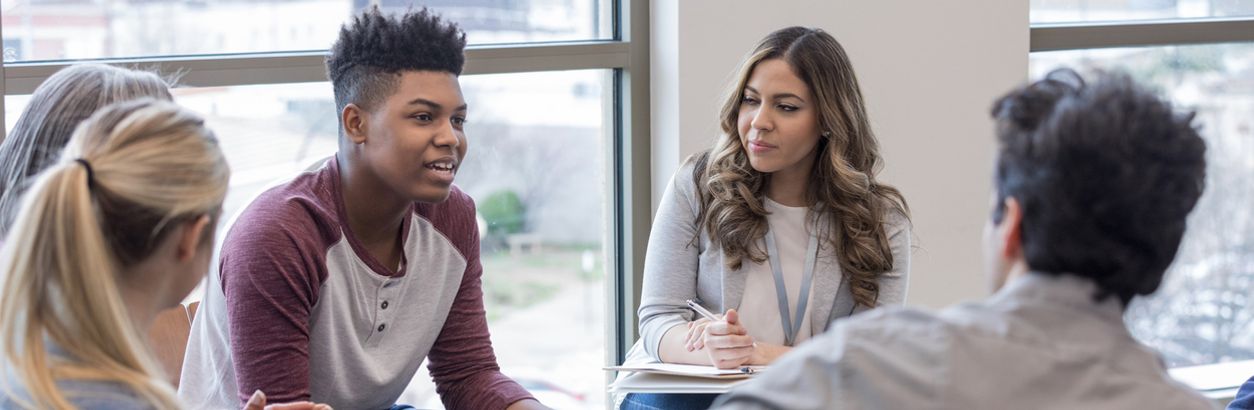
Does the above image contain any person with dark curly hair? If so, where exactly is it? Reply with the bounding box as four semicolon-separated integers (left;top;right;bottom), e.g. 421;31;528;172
178;7;547;410
711;69;1214;409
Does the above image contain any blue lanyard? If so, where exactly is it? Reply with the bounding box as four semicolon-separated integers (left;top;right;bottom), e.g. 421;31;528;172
764;224;818;347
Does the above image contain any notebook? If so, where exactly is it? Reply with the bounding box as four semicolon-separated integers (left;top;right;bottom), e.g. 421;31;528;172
607;371;756;394
605;362;767;379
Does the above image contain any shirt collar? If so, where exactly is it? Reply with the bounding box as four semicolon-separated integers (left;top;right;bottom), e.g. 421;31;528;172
989;272;1126;324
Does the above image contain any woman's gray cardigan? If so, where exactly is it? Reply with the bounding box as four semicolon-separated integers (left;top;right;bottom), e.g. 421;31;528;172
636;160;912;361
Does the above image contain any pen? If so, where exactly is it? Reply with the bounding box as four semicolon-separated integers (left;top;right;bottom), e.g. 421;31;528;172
685;299;719;321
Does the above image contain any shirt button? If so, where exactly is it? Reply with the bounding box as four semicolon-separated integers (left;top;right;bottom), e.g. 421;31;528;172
377;324;386;332
381;301;389;310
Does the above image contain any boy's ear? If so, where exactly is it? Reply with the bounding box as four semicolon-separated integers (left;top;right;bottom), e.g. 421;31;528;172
999;196;1024;260
342;103;368;144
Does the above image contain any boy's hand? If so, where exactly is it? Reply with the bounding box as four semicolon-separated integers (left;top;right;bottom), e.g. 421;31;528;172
506;398;551;410
244;390;333;410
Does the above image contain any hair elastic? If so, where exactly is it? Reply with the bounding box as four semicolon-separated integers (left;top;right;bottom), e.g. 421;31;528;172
74;158;95;189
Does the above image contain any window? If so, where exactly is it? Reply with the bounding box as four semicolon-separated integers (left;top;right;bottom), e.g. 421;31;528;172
1031;0;1254;24
1;0;614;62
1;1;647;409
404;70;612;408
1030;1;1254;394
1031;43;1254;368
3;69;616;410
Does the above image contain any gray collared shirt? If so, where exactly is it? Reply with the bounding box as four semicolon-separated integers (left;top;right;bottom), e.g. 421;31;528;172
713;273;1215;410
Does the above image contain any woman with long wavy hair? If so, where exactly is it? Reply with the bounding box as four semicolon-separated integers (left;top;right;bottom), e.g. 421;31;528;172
0;64;172;238
623;26;911;409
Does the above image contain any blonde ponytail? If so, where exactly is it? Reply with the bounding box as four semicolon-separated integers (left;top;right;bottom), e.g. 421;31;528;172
0;99;227;410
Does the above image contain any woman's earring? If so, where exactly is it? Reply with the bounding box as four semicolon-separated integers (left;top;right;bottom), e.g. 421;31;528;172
822;131;832;138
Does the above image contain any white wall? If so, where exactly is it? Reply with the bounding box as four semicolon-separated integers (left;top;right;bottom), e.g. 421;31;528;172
651;0;1029;308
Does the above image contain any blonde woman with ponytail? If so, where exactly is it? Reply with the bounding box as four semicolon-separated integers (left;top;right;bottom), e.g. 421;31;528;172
0;99;222;409
623;27;912;409
0;99;325;410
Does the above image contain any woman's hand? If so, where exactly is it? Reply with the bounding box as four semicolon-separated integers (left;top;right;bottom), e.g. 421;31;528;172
702;309;756;369
747;341;790;365
684;316;716;351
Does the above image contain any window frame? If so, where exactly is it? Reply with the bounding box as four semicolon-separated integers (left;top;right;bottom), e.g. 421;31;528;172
0;0;653;399
1030;17;1254;51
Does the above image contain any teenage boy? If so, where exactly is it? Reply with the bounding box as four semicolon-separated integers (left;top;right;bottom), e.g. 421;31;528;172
180;8;546;410
712;69;1214;410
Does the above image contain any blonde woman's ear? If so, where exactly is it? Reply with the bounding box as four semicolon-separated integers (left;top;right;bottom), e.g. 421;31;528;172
175;215;212;261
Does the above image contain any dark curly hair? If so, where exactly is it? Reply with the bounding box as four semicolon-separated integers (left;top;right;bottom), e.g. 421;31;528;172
326;7;466;119
990;68;1207;306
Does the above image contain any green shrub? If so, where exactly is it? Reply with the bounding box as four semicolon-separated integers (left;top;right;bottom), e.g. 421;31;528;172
480;190;526;235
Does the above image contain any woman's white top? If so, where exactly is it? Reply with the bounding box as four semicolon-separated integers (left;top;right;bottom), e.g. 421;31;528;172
738;197;822;345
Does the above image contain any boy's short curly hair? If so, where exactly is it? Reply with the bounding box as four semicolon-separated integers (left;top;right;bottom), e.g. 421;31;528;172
990;68;1207;306
325;7;466;117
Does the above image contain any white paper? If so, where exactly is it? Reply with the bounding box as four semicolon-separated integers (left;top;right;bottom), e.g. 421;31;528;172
608;371;755;394
605;362;765;379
